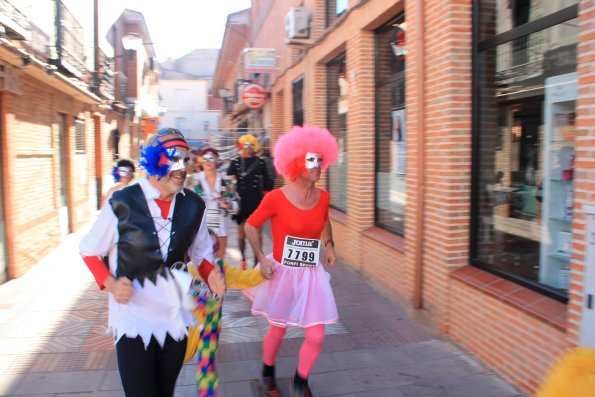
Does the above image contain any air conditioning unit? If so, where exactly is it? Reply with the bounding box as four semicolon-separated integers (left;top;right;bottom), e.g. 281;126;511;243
285;6;310;41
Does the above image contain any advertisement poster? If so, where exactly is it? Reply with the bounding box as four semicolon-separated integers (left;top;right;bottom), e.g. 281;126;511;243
391;109;406;175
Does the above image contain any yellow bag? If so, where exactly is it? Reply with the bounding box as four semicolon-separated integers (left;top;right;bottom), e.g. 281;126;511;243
535;347;595;397
185;324;201;363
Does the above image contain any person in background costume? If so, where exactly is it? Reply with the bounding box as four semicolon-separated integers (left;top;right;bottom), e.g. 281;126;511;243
185;259;264;397
103;159;135;205
193;147;238;260
79;128;226;397
227;134;272;269
244;125;339;397
260;148;277;193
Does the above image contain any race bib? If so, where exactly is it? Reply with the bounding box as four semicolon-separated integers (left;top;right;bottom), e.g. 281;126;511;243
206;209;222;233
282;236;321;267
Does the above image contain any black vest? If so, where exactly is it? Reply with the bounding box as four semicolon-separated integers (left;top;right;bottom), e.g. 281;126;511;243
109;184;205;284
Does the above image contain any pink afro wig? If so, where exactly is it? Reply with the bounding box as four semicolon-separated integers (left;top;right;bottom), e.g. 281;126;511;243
273;125;339;181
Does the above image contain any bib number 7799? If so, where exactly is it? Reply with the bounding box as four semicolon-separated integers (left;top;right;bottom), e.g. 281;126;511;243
286;248;315;262
282;236;320;267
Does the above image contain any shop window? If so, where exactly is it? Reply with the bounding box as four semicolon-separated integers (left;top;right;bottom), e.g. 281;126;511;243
327;54;347;212
478;0;578;42
374;15;406;235
293;76;304;127
326;0;348;27
472;2;578;300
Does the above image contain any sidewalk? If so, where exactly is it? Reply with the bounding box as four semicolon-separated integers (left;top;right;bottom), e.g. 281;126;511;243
0;220;528;397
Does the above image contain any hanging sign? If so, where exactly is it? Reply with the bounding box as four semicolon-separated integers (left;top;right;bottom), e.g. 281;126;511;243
240;83;267;109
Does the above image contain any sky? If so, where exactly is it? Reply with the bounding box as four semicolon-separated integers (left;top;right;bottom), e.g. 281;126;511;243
99;0;251;61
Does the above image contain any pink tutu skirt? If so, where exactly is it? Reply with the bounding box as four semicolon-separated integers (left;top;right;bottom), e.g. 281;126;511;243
244;254;339;328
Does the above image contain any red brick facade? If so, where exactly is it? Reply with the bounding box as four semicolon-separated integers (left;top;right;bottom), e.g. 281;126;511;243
232;0;595;394
0;65;131;278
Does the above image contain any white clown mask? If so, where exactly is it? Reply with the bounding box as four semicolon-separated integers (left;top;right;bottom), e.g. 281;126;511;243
118;167;133;177
202;153;217;164
305;152;322;170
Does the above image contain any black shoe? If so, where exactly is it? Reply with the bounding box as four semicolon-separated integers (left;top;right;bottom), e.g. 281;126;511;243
260;364;281;397
290;372;313;397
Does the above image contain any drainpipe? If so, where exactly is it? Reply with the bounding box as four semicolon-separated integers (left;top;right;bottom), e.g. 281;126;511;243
93;0;99;94
413;0;426;309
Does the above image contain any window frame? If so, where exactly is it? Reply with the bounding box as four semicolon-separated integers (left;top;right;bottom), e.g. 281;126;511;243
326;0;348;27
326;53;348;213
292;76;304;127
373;14;407;236
470;1;579;302
74;117;86;154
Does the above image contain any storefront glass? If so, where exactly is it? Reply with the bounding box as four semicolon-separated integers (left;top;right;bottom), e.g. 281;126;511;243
473;16;578;297
327;55;347;212
479;0;578;42
375;16;406;235
293;76;304;126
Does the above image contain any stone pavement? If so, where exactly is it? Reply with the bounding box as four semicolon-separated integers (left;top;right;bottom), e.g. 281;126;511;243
0;219;528;397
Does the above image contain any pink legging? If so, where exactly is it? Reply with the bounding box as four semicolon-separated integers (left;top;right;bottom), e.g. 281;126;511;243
263;324;325;378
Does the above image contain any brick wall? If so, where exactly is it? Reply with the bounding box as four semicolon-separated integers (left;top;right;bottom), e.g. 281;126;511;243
411;0;473;327
4;75;84;275
450;280;571;392
245;0;594;394
569;0;595;344
2;71;130;278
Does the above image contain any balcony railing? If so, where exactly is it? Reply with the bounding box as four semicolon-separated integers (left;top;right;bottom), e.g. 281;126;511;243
96;49;115;99
115;71;128;103
0;0;30;40
29;22;50;58
56;0;86;77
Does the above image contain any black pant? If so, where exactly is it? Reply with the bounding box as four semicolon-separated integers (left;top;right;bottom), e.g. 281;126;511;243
116;334;187;397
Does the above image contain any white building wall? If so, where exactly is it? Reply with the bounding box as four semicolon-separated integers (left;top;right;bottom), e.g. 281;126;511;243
159;80;220;142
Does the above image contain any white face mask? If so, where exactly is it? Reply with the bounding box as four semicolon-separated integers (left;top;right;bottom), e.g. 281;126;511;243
305;152;322;170
118;167;133;177
166;148;190;172
202;154;217;163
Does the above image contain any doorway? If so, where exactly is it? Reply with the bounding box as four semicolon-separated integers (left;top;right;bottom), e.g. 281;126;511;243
57;114;71;236
0;93;7;283
581;206;595;348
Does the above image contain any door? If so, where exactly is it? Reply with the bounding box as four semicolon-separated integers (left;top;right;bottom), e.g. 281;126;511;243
57;114;71;236
581;205;595;348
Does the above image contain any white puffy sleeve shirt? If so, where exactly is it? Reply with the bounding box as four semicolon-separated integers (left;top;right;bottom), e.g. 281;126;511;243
79;178;214;347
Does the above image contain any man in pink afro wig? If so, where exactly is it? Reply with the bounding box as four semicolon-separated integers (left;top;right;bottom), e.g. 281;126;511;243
244;124;340;397
273;125;339;181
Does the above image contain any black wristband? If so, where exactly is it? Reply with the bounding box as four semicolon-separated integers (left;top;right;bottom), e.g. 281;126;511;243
325;239;335;248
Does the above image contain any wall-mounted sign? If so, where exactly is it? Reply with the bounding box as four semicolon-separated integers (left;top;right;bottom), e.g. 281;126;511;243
141;117;160;134
240;83;267;109
243;48;276;73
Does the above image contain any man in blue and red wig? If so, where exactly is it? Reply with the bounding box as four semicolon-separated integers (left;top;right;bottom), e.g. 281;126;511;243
79;127;225;397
